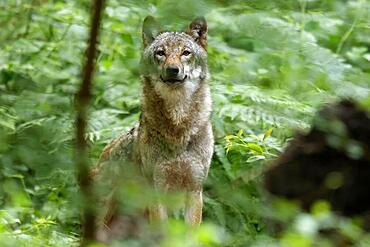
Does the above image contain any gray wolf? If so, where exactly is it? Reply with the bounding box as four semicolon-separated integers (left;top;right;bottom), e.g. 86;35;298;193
92;16;214;240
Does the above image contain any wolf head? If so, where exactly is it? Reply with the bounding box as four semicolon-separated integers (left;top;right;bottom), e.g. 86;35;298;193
140;16;208;93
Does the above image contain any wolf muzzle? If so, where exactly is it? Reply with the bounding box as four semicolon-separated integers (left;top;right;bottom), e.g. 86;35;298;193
161;65;186;85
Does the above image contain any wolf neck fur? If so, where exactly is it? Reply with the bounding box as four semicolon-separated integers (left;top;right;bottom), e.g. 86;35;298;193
141;77;211;145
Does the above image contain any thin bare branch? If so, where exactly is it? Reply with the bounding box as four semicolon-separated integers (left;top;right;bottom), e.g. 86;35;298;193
74;0;106;246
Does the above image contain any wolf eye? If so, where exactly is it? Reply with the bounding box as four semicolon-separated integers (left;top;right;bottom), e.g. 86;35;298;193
155;50;165;56
182;50;191;56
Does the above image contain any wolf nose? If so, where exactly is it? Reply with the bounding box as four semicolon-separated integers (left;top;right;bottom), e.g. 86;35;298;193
166;66;180;76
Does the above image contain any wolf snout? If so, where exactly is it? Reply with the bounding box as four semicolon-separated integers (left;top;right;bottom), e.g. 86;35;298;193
161;65;186;84
166;66;180;76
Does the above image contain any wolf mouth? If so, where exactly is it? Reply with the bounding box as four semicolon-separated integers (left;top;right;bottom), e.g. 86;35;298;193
160;75;187;85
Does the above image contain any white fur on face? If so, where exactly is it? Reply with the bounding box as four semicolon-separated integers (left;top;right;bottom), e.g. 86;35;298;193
185;65;203;81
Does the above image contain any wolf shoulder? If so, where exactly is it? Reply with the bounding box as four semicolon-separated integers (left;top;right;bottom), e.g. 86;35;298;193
90;126;139;180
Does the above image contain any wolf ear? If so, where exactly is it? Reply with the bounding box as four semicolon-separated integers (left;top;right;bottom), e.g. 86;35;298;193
142;16;161;48
186;17;208;49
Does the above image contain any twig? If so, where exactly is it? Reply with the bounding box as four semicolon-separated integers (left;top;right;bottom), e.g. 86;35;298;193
74;0;106;246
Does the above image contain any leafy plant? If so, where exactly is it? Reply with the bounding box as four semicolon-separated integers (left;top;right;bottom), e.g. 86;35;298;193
1;0;370;246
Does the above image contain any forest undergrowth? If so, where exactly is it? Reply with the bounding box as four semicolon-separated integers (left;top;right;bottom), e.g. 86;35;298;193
1;0;370;246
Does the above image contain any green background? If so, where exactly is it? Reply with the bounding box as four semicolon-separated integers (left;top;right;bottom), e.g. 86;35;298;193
1;0;370;246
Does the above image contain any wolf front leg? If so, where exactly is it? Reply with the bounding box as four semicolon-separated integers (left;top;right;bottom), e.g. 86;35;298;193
185;190;203;225
148;203;168;222
148;182;168;222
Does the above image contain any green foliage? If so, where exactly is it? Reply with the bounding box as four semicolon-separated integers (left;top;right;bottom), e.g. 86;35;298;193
225;128;280;163
1;0;370;246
